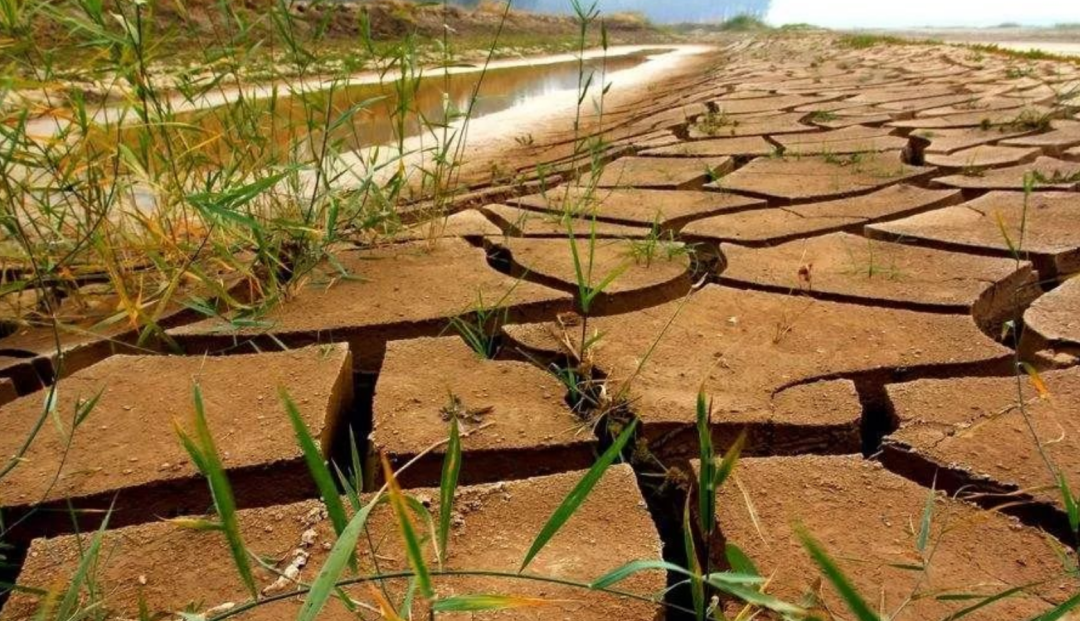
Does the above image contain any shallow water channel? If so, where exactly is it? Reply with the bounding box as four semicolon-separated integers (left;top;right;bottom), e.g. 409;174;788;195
142;48;669;163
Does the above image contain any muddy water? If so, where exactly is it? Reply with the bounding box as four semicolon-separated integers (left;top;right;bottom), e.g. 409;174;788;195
991;41;1080;56
148;50;665;163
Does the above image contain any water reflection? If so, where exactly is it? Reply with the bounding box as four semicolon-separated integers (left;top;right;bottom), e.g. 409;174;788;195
174;51;658;164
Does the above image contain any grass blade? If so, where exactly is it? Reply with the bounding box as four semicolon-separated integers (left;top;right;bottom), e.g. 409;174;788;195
696;390;715;535
704;572;802;617
940;582;1041;621
179;385;257;599
590;559;688;589
797;526;881;621
1028;591;1080;621
280;387;348;537
56;504;113;621
683;497;705;620
381;454;434;599
724;542;759;577
519;419;637;572
297;491;384;621
1057;472;1079;537
438;417;462;563
433;594;555;612
917;475;936;555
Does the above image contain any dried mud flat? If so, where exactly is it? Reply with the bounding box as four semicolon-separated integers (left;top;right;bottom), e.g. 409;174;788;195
5;34;1080;621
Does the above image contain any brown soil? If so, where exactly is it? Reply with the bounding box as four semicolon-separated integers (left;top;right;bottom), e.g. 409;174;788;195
640;135;776;158
932;156;1080;190
682;185;962;246
481;204;648;238
595;156;734;190
867;191;1080;277
510;186;765;232
170;239;573;370
773;126;909;156
0;378;15;406
925;144;1041;169
504;285;1009;458
914;126;1038;154
719;231;1040;328
371;337;595;487
1021;276;1080;357
881;370;1080;539
708;152;935;203
705;455;1079;620
0;345;352;542
1003;120;1080;156
498;237;693;314
888;105;1055;130
3;466;663;621
687;112;814;139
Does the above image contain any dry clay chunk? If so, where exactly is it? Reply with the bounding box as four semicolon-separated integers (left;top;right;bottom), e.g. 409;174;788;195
372;336;595;485
719;232;1039;327
867;191;1080;276
882;369;1080;531
706;455;1078;620
3;466;663;621
683;185;961;247
595;156;733;189
0;345;352;540
506;285;1009;457
1022;276;1080;356
708;152;934;202
511;186;765;230
171;239;572;366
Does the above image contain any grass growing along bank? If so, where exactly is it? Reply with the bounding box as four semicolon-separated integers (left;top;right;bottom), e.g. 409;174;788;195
3;0;662;102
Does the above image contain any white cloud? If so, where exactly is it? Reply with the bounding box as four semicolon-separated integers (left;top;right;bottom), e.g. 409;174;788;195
767;0;1080;28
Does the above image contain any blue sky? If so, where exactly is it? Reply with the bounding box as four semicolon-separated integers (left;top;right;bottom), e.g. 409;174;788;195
767;1;1080;28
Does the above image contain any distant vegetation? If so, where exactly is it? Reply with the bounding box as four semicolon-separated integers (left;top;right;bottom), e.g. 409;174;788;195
717;14;770;31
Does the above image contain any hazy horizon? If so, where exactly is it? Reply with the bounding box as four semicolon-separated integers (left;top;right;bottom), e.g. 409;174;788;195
458;0;1080;28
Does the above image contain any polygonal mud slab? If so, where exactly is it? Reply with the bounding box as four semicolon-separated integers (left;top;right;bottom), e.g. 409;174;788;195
707;152;935;203
505;285;1010;459
170;239;573;370
1002;120;1080;156
933;156;1080;190
371;337;594;486
0;345;352;542
888;105;1054;130
639;135;776;158
594;156;733;189
387;209;502;243
705;455;1078;620
719;232;1039;328
1021;277;1080;357
0;274;244;394
511;186;765;232
688;112;814;139
683;185;961;246
881;370;1080;540
916;96;1035;118
2;466;663;621
912;126;1036;154
818;113;896;128
499;237;693;314
845;85;961;105
773;126;908;156
0;377;15;405
867;191;1080;277
925;145;1040;170
713;94;840;115
481;203;647;238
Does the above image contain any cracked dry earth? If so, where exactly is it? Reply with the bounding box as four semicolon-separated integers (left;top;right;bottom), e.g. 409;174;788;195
4;35;1080;621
